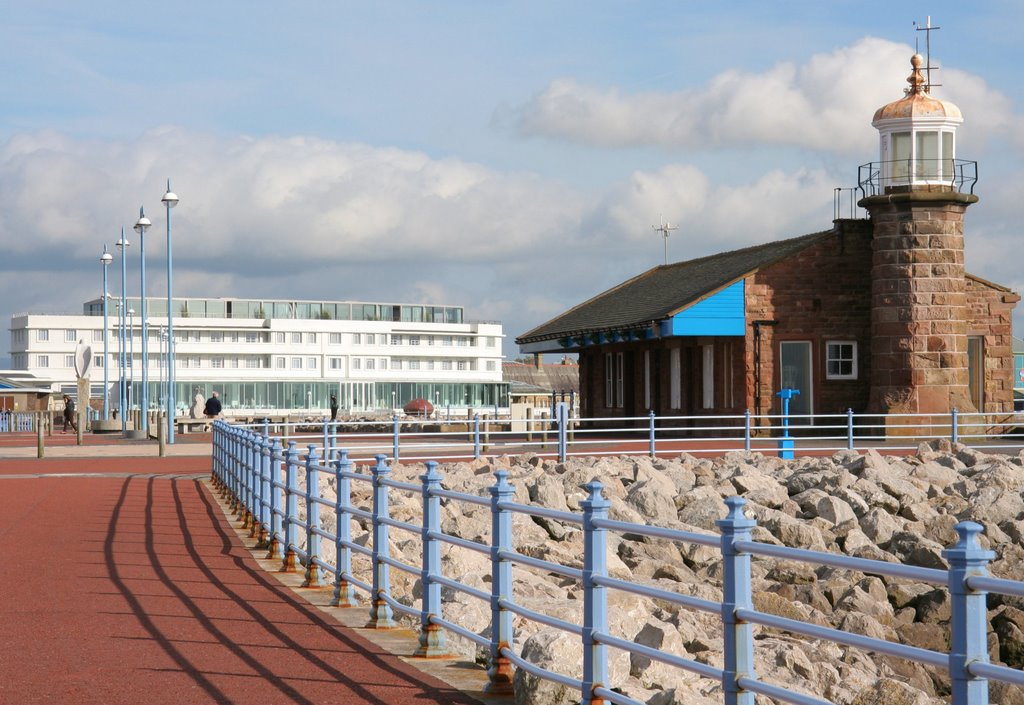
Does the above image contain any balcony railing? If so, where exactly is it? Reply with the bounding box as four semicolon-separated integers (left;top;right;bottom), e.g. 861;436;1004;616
858;158;978;197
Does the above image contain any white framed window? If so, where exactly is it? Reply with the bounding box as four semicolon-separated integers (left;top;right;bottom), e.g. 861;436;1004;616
212;357;224;369
352;333;361;344
245;332;260;343
379;358;388;370
228;332;239;343
65;329;77;342
64;354;75;368
392;334;403;345
486;360;496;372
291;332;302;344
190;330;201;343
604;352;624;409
352;358;361;370
37;329;49;342
365;358;375;370
230;358;240;369
457;360;467;371
409;335;420;346
442;336;452;347
670;348;681;409
306;333;317;344
276;332;285;343
276;357;286;369
291;357;302;369
457;337;469;347
366;333;375;344
427;336;435;346
190;356;201;368
212;331;225;343
393;359;403;370
702;344;714;409
441;360;453;371
93;329;103;342
825;341;857;380
245;357;260;369
94;355;103;368
409;360;420;370
329;333;342;345
38;355;50;368
329;357;343;370
425;360;434;370
307;357;317;369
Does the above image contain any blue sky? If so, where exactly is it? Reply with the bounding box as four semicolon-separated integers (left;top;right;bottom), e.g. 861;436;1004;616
2;1;1023;364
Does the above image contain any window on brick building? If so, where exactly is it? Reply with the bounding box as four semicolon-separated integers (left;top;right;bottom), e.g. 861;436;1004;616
968;337;984;410
825;341;857;380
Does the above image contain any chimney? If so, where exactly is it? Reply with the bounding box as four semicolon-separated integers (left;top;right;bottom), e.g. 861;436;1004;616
534;353;543;370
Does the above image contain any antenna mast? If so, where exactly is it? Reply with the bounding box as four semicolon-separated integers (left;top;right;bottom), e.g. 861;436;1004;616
652;217;678;265
913;15;941;91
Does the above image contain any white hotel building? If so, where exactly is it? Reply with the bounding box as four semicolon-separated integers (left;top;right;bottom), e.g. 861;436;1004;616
9;297;507;416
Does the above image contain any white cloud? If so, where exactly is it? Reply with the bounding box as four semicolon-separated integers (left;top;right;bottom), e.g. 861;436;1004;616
508;37;1024;156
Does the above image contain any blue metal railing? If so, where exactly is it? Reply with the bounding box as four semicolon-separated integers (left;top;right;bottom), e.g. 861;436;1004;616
212;420;1024;705
0;411;37;433
228;405;1024;464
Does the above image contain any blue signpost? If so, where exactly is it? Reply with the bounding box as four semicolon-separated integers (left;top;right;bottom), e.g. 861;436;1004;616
776;388;800;459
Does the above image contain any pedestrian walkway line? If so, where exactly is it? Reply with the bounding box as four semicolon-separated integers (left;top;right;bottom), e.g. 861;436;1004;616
0;472;205;480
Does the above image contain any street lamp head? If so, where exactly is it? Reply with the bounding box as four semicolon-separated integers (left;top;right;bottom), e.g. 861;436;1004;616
161;179;179;209
128;308;136;317
100;251;113;266
116;237;130;250
133;206;151;234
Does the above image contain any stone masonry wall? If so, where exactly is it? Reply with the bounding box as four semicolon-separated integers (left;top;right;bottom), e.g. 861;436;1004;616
744;221;874;416
967;276;1020;413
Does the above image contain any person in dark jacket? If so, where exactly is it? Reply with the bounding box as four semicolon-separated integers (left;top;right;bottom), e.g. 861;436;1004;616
203;391;222;418
62;394;78;433
330;394;338;421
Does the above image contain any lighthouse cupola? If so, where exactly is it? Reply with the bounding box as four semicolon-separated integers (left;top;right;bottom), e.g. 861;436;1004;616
871;53;963;192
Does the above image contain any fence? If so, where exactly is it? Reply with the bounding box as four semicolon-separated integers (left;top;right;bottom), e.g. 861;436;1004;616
212;420;1024;705
228;405;1024;464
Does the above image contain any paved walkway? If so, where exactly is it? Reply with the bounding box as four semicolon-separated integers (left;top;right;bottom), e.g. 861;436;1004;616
0;451;487;705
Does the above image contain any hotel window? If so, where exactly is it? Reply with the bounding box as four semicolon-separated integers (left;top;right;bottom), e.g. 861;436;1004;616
245;332;260;343
230;358;240;369
291;357;302;369
212;357;224;369
379;358;388;370
442;360;452;371
825;341;857;380
365;359;375;370
65;329;76;342
409;360;420;370
190;330;202;343
442;336;452;346
306;333;317;344
276;332;286;343
276;357;286;369
329;333;342;345
329;357;343;370
352;358;361;370
37;329;49;342
392;334;403;345
94;356;104;368
426;360;434;370
409;335;420;346
246;357;260;369
228;332;239;343
352;333;361;344
486;360;496;372
38;355;49;368
427;336;435;346
457;360;467;371
291;332;302;344
93;329;103;342
457;337;469;347
366;334;375;344
393;359;403;370
65;354;75;367
308;357;317;369
212;331;225;343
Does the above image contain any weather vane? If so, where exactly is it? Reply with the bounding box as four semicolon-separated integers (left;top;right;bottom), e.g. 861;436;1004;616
652;216;678;265
913;15;942;92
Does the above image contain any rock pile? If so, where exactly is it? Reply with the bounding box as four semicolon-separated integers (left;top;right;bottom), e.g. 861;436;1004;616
303;441;1024;705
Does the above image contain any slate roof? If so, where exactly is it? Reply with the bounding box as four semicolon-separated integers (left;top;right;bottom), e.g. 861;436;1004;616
517;229;834;345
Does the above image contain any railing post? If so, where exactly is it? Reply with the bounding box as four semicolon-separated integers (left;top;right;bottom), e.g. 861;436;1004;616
331;450;357;607
581;481;611;705
322;417;329;463
743;410;751;452
717;496;756;705
943;522;995;705
847;408;855;450
248;432;262;539
302;445;323;588
648;410;656;458
474;414;481;459
266;438;284;560
485;470;515;694
415;460;446;657
242;431;255;530
329;420;338;464
281;441;299;572
368;454;396;628
393;414;401;463
557;402;568;462
952;407;960;445
255;436;270;549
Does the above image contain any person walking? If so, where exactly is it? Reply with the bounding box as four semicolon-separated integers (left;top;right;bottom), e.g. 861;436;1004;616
62;394;78;433
203;391;222;419
329;393;338;421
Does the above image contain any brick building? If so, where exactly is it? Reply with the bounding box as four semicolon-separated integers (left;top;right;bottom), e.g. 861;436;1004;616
516;54;1019;431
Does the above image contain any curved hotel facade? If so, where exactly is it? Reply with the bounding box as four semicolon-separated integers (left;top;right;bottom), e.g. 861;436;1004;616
9;297;506;416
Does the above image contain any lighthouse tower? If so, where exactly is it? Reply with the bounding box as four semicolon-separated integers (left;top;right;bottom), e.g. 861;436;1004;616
860;53;978;421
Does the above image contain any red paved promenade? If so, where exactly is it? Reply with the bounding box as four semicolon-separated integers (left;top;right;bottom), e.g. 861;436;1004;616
0;453;482;705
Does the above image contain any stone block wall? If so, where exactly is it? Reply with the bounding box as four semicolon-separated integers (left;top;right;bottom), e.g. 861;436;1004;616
967;275;1020;413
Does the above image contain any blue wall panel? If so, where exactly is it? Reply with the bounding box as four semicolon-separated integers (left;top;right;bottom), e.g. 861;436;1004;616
667;280;745;336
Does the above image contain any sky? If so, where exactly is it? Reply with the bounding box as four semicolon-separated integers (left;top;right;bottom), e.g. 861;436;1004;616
2;1;1023;366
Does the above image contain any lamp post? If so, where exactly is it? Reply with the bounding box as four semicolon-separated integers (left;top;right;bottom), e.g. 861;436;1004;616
128;308;135;412
100;247;112;419
162;180;179;442
134;207;152;433
116;230;129;432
